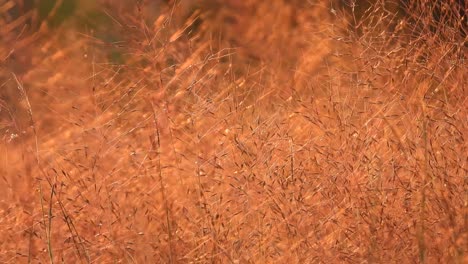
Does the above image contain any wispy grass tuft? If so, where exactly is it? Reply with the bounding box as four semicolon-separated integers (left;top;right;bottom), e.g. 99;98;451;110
0;0;466;262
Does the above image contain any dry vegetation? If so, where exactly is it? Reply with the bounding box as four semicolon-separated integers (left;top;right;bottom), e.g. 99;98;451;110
0;0;466;263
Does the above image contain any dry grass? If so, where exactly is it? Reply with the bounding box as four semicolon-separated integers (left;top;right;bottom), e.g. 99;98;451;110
0;0;466;263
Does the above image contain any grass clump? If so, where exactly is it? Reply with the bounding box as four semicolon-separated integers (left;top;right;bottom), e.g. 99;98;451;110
0;0;466;262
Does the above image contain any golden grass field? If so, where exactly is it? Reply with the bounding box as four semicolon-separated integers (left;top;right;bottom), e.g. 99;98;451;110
0;0;466;262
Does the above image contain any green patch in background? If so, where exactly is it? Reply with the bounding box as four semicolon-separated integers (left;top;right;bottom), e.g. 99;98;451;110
38;0;77;28
108;49;125;65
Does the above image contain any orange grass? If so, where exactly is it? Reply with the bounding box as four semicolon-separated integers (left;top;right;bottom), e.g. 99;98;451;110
0;0;466;262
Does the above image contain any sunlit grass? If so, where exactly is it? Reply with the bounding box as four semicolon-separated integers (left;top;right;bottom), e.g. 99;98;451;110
0;0;466;262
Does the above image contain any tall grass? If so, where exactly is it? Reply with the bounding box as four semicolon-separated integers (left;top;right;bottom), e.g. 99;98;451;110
0;0;466;262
